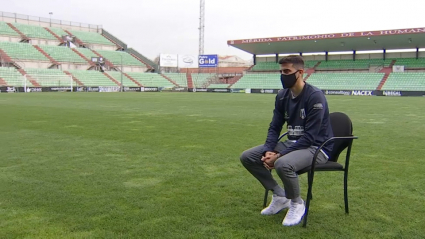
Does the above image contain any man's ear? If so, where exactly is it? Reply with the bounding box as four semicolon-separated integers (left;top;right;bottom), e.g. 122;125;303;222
298;69;304;77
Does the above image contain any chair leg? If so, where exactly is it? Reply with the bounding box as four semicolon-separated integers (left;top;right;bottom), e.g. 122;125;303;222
263;189;269;208
263;169;272;208
307;172;313;200
344;170;349;214
303;172;315;227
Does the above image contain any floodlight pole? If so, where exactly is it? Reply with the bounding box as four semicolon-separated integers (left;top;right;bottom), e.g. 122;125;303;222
49;12;53;27
120;54;123;92
198;0;205;55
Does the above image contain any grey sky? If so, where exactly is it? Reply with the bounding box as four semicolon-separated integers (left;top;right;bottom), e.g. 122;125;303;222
2;0;425;60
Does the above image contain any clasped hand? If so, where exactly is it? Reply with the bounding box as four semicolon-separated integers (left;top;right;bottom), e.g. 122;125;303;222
261;151;280;170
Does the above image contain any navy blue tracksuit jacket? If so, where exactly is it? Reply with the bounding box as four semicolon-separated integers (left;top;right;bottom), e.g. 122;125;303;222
262;83;334;157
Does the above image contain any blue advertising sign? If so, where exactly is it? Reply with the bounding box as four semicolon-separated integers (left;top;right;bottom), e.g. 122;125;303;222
198;55;218;67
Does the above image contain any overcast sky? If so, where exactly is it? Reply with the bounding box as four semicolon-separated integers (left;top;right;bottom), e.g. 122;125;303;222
2;0;425;60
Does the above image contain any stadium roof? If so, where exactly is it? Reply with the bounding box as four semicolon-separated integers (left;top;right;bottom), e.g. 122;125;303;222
227;27;425;55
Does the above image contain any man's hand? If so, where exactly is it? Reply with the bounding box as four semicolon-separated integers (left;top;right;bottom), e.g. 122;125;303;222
264;151;276;158
261;151;279;170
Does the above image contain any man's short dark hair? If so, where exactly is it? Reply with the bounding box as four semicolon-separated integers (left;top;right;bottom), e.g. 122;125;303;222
278;55;305;70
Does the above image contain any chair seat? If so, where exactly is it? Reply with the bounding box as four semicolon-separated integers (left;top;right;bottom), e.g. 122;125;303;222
297;161;344;174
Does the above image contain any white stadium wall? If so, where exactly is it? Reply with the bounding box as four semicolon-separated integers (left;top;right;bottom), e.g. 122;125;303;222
29;39;61;46
85;43;116;51
122;66;148;73
0;35;21;43
15;61;53;69
59;63;91;71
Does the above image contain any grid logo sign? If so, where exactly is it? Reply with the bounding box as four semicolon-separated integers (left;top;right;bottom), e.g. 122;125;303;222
199;55;218;67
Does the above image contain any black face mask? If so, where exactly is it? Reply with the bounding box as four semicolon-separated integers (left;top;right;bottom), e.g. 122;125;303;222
280;71;299;89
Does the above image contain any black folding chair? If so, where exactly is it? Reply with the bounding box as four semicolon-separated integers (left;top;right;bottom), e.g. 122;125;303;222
263;112;358;227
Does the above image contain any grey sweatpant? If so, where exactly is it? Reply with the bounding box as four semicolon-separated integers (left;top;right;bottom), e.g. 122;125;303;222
240;140;328;199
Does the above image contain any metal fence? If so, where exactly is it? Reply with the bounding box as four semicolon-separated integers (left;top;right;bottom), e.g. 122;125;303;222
0;11;102;31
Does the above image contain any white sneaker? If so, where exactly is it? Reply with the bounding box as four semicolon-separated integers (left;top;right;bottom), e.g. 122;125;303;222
261;195;291;215
282;200;306;226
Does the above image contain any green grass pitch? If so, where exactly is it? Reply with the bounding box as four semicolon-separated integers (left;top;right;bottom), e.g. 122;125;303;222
0;92;424;238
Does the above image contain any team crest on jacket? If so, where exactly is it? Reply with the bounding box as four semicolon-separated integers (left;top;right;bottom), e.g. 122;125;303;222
300;108;306;119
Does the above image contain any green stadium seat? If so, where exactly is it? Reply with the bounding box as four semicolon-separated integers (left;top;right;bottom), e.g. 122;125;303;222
251;62;279;71
126;72;174;87
25;68;71;87
0;22;19;36
392;58;425;68
48;27;69;38
163;73;188;87
69;30;115;46
74;48;98;61
381;73;425;91
0;42;49;61
191;73;216;88
68;70;117;86
0;67;28;86
231;73;307;89
307;73;384;90
107;71;138;87
39;45;87;63
96;50;145;67
231;73;281;89
13;23;56;40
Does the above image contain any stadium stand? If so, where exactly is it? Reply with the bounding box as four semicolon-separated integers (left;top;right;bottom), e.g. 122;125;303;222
250;62;278;71
0;67;27;86
95;50;145;66
48;27;69;39
106;71;139;87
230;73;309;89
0;13;160;88
24;68;70;86
69;48;94;65
162;73;188;87
381;73;425;91
230;73;280;89
12;23;56;40
393;58;425;68
0;22;19;36
68;30;115;46
73;48;97;60
307;73;384;90
67;70;117;86
38;45;86;63
126;72;174;87
0;41;48;61
191;73;216;88
2;12;425;94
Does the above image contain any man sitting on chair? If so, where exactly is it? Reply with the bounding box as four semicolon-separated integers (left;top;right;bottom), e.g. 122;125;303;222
240;55;333;226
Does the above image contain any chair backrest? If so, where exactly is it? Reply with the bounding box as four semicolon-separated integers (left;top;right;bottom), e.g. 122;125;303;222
328;112;353;162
